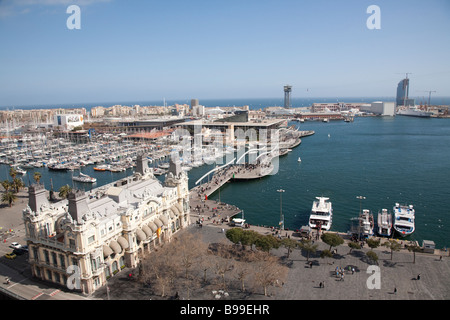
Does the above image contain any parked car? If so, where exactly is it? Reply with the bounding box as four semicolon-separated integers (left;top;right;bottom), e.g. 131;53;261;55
5;252;17;260
9;242;22;249
13;248;27;256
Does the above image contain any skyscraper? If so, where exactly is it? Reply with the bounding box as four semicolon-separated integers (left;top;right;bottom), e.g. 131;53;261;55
396;78;415;106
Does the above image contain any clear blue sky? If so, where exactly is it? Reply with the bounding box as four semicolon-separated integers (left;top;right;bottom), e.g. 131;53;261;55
0;0;449;107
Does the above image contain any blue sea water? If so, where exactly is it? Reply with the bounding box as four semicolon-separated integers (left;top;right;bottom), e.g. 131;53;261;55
2;96;450;111
1;98;450;249
188;116;450;249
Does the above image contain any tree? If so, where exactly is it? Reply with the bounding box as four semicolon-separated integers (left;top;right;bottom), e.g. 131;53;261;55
1;180;12;193
9;167;17;180
348;242;361;254
12;178;24;193
59;185;72;199
33;172;42;184
366;250;379;264
321;232;344;252
320;249;333;264
254;234;280;253
1;191;17;207
225;228;244;248
366;238;381;250
406;244;422;264
254;253;287;297
214;256;234;290
383;240;402;260
299;239;318;261
240;230;260;250
281;238;298;258
233;261;250;292
172;233;205;279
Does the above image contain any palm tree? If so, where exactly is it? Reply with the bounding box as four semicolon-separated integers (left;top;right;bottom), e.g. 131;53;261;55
33;172;42;184
9;167;17;180
1;180;12;192
12;178;25;193
2;191;17;207
59;185;72;199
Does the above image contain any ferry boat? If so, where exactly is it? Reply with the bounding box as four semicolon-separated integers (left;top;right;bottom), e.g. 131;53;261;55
72;172;97;183
309;197;333;231
393;203;415;237
377;209;393;237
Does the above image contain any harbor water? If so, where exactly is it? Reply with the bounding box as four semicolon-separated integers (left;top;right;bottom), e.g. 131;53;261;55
1;116;449;248
190;116;450;249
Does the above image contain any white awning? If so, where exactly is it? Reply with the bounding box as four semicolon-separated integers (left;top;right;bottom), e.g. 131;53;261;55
136;229;147;242
117;236;129;251
142;225;152;237
154;218;163;228
109;240;122;254
159;215;169;226
148;221;158;232
103;245;113;258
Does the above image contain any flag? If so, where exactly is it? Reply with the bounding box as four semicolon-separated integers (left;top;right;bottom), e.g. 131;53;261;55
156;227;161;238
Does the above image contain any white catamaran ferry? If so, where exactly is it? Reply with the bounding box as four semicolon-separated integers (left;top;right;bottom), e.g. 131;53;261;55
309;197;333;231
393;203;415;237
377;208;393;237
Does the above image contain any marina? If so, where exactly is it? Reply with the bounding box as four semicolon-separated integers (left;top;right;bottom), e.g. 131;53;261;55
0;115;449;250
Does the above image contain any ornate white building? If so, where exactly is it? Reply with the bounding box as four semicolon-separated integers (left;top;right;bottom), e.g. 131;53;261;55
22;155;190;295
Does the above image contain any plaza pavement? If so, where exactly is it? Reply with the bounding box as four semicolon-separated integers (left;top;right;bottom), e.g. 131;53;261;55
192;222;450;300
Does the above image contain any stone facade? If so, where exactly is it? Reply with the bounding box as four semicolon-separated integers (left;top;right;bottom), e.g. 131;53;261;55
22;156;190;295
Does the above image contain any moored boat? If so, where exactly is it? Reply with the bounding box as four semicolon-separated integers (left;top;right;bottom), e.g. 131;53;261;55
309;197;333;231
393;203;415;237
377;209;393;237
94;165;108;171
360;209;374;237
72;172;97;183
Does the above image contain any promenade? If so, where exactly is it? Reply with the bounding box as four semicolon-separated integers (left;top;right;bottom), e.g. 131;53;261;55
191;162;274;199
1;186;449;301
190;222;450;300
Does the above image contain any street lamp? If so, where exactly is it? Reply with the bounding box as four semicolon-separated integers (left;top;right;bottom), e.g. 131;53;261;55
277;189;285;231
356;196;366;215
100;262;110;300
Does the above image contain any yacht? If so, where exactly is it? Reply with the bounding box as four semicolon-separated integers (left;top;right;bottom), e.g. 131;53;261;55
393;203;415;237
309;197;333;231
72;172;97;183
396;106;433;117
360;209;374;237
377;209;393;237
16;167;27;175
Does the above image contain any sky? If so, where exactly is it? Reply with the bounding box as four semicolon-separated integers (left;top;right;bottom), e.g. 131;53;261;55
0;0;449;107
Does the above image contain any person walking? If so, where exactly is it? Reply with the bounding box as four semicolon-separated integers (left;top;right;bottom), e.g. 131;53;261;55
417;274;421;280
